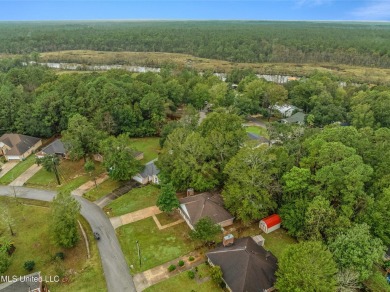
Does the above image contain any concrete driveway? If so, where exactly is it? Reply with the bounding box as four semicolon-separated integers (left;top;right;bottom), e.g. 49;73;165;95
0;161;18;178
9;164;42;186
0;186;136;292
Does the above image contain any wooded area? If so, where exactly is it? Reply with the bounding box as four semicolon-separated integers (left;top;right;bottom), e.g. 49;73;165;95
1;21;390;68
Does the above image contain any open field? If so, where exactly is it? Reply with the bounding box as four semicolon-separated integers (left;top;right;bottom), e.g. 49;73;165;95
0;197;106;292
0;156;36;185
35;50;390;85
144;263;222;292
104;185;160;217
116;217;196;274
25;159;105;193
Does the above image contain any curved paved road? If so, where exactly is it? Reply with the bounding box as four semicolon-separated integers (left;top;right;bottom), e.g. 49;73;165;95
0;186;135;292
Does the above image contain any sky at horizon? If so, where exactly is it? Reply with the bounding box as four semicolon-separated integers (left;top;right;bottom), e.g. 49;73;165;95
1;0;390;21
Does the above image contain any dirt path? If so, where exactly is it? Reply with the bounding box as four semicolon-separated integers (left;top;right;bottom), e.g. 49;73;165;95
110;206;162;229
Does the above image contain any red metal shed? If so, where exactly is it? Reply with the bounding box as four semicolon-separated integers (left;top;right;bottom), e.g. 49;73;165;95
259;214;281;234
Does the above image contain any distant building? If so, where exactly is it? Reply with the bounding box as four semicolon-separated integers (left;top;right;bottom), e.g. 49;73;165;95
274;104;299;118
179;192;234;230
132;159;160;185
0;133;42;161
207;237;278;292
281;111;306;125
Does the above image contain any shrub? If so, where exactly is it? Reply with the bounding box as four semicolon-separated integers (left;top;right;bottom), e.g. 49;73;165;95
24;260;35;271
188;256;195;261
211;266;223;285
168;264;176;272
188;270;195;279
0;251;11;273
178;260;185;267
55;252;65;260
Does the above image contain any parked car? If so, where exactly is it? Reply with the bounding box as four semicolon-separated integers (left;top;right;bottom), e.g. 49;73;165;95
94;232;100;240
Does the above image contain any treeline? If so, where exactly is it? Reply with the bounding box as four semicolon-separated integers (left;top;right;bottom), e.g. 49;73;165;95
1;21;390;67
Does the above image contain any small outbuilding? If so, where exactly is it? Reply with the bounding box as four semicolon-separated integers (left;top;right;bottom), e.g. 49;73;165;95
259;214;281;234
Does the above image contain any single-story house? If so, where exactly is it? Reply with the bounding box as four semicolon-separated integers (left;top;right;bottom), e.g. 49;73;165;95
0;271;44;292
260;214;281;234
274;104;299;118
207;237;278;292
132;159;160;185
0;133;42;161
179;192;234;230
281;111;306;125
36;139;67;158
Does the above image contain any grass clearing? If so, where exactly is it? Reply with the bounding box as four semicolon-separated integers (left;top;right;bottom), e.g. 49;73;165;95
26;159;105;193
128;137;160;164
104;185;160;217
40;50;390;85
117;217;196;274
83;178;122;202
144;263;222;292
0;197;106;291
245;126;269;138
0;156;36;185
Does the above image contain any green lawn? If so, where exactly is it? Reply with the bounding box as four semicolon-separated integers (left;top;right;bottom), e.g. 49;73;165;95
104;185;160;217
83;178;122;202
0;156;36;185
26;159;105;193
245;126;269;139
0;197;106;291
128;137;160;163
155;212;182;226
234;225;296;258
144;263;222;292
117;217;196;274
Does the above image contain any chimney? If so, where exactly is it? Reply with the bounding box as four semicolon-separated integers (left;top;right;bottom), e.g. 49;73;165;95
223;234;234;247
187;188;194;197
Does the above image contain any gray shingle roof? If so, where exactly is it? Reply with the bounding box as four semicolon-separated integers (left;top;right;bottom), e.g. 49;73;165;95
139;160;160;178
179;193;234;226
0;271;41;292
41;139;66;155
0;133;41;156
207;237;277;292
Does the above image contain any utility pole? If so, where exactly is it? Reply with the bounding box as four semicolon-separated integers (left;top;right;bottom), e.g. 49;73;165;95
52;157;61;185
136;240;142;268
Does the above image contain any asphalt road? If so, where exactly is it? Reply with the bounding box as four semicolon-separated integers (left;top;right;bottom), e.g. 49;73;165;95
0;186;136;292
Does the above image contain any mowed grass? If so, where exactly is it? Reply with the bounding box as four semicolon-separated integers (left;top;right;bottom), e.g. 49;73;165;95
0;156;36;185
232;224;296;258
128;137;160;164
155;212;182;226
144;263;223;292
83;178;122;202
104;185;160;217
26;159;105;193
0;197;106;291
245;126;269;138
117;217;196;274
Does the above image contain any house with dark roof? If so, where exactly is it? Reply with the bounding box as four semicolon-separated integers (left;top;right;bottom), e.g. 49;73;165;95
207;237;278;292
36;139;67;158
179;192;234;230
0;133;42;161
132;159;160;185
0;271;45;292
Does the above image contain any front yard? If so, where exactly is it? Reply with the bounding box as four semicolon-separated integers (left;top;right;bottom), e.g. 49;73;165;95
104;185;160;217
83;178;122;202
25;159;105;193
117;217;196;274
0;156;36;185
0;197;106;291
144;263;223;292
244;125;269;138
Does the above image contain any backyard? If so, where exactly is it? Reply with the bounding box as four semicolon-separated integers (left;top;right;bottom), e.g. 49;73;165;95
244;125;269;139
117;217;196;274
128;137;160;163
0;197;106;291
104;185;160;217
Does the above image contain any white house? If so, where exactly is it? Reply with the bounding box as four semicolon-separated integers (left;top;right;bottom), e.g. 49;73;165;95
274;104;299;118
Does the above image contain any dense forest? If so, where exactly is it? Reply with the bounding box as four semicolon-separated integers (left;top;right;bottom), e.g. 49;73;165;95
1;61;390;290
1;21;390;67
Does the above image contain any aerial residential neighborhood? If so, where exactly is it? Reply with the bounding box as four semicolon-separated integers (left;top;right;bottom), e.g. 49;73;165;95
1;3;390;292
